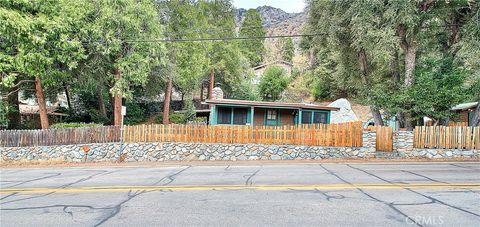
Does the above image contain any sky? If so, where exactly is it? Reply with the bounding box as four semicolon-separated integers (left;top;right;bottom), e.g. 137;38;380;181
232;0;306;13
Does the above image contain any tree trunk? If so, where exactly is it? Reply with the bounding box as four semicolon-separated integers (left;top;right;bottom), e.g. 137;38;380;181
390;50;401;86
200;82;204;101
97;84;107;119
404;114;413;130
208;68;214;100
371;107;384;127
7;87;20;129
308;48;316;69
35;77;49;129
162;78;172;124
404;41;417;87
63;81;72;109
471;103;480;126
398;25;418;130
106;93;114;125
358;48;384;126
390;50;402;128
113;68;122;126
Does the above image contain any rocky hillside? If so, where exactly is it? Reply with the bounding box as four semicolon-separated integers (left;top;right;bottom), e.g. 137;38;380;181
236;6;303;28
236;6;306;63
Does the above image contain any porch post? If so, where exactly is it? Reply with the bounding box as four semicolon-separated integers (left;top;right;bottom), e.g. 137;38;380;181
209;105;216;125
251;106;255;126
298;109;302;125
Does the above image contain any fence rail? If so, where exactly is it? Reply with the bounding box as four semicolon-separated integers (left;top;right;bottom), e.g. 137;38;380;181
123;122;363;147
0;122;363;147
448;122;469;127
414;126;480;150
0;126;121;147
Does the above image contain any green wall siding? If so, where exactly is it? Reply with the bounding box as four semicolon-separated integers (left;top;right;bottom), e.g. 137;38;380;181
209;105;332;125
210;105;251;125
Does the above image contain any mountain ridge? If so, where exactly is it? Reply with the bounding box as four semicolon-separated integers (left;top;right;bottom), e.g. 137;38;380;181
235;5;304;28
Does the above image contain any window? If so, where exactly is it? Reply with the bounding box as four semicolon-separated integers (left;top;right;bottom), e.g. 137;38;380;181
217;107;231;124
267;110;277;120
233;108;248;125
301;111;312;124
313;112;328;124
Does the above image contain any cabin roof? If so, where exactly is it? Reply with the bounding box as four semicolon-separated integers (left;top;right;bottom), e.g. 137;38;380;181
452;102;478;111
205;99;340;111
252;60;293;70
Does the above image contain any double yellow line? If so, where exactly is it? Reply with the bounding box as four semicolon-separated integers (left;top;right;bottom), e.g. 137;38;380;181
2;183;480;194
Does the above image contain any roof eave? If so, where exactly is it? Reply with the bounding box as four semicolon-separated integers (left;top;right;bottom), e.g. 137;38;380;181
205;99;340;111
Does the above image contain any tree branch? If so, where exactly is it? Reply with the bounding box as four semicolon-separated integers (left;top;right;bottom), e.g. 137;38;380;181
9;80;35;88
397;24;409;51
1;88;35;99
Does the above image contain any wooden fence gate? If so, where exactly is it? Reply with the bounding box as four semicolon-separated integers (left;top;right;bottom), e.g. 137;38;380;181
374;126;393;152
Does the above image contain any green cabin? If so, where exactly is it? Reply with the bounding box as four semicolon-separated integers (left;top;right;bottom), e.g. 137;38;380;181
451;102;478;126
205;99;339;126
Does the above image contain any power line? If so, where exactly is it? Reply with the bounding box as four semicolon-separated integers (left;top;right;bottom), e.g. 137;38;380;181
0;33;327;55
0;22;472;55
124;33;327;43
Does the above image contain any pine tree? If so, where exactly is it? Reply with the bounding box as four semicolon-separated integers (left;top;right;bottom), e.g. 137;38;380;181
239;9;266;66
281;38;295;62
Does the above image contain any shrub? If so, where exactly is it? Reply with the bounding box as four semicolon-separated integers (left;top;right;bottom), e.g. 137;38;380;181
154;112;187;124
124;102;146;125
258;66;289;101
169;113;187;124
50;122;101;128
155;114;163;124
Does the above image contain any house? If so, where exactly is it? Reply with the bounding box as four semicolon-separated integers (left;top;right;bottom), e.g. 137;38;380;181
252;60;293;84
205;98;339;126
451;102;478;126
19;103;69;127
16;91;69;128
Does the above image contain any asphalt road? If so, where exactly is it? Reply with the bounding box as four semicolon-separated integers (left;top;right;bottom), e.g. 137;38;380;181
0;162;479;227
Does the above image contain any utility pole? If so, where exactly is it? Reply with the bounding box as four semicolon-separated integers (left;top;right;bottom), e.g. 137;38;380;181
118;106;126;162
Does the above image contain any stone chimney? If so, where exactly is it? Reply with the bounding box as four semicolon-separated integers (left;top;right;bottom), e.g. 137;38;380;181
211;83;224;100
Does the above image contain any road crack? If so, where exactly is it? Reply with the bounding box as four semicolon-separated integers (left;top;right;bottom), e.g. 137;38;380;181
244;168;261;186
153;166;191;186
347;164;480;218
319;164;422;227
94;166;192;226
4;173;62;189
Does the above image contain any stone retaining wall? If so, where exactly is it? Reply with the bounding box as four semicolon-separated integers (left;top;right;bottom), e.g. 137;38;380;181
393;131;479;158
1;131;478;162
0;142;375;162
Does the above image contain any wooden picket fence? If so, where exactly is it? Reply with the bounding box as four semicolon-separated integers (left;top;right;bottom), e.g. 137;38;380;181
414;126;480;150
0;126;121;147
123;122;364;147
0;122;363;147
365;126;393;152
448;122;469;127
375;126;393;152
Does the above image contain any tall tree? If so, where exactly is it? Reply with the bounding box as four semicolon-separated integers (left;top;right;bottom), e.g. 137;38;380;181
84;0;165;126
159;0;209;123
305;0;388;125
0;0;90;128
281;38;295;62
202;0;254;99
305;0;478;128
239;9;266;66
456;3;480;126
